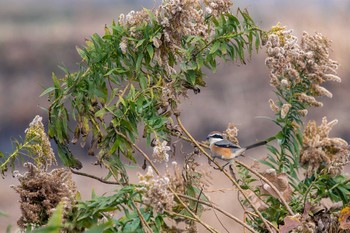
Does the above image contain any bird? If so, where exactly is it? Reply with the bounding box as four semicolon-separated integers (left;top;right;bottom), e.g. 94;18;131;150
207;131;268;164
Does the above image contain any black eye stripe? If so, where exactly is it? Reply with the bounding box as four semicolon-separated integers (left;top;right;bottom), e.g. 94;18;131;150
210;134;223;139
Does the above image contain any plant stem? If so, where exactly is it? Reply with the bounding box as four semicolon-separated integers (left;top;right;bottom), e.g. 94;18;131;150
70;168;126;185
132;200;153;233
0;139;33;171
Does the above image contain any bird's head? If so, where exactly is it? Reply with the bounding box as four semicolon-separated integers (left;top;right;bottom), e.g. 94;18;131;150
206;131;224;144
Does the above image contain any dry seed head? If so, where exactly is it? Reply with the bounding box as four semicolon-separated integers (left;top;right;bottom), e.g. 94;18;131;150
119;37;128;54
297;93;323;107
281;103;292;119
152;139;171;163
298;109;308;117
269;99;280;113
12;163;76;229
224;122;239;145
138;166;176;213
301;117;349;176
203;0;233;17
313;85;333;98
265;25;341;108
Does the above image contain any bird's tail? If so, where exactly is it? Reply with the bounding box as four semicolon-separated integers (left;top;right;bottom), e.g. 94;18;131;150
245;140;268;150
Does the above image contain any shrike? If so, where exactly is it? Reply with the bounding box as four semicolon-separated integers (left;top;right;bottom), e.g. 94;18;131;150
207;131;267;162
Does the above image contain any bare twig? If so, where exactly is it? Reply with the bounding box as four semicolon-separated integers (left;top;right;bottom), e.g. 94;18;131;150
70;168;125;185
205;187;237;193
132;200;153;233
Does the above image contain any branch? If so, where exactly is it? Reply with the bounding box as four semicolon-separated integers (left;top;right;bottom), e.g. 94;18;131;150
0;139;33;172
70;168;126;185
132;200;153;233
176;116;276;233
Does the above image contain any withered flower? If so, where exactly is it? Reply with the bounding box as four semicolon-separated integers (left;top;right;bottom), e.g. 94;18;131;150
265;25;341;110
11;163;76;229
260;168;292;202
301;117;349;176
224;122;239;145
138;166;175;213
152;139;171;162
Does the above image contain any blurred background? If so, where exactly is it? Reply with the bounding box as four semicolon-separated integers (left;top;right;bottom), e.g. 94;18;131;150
1;0;349;231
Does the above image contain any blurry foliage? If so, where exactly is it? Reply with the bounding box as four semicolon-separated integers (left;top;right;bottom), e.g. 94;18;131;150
1;0;349;232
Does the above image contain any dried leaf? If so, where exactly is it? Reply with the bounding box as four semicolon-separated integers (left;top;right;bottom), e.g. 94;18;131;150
260;169;292;201
279;215;302;233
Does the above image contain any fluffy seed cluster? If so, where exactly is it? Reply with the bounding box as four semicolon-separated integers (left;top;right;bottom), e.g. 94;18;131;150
204;0;233;17
11;163;77;229
152;139;171;162
24;115;57;170
301;117;349;176
138;166;175;213
158;0;208;44
265;25;341;111
224;122;239;145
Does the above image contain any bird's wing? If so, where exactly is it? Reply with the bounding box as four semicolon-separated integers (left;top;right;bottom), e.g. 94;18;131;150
214;140;240;149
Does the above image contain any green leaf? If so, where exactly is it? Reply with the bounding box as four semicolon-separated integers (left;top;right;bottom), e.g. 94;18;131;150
95;108;107;119
136;39;145;48
139;74;147;90
136;54;144;71
266;145;280;156
195;55;204;70
31;204;63;233
220;42;227;55
209;41;220;54
109;138;121;155
123;218;141;233
146;44;154;59
52;73;60;89
105;68;128;76
56;143;82;169
40;86;57;97
83;222;113;233
259;159;277;170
